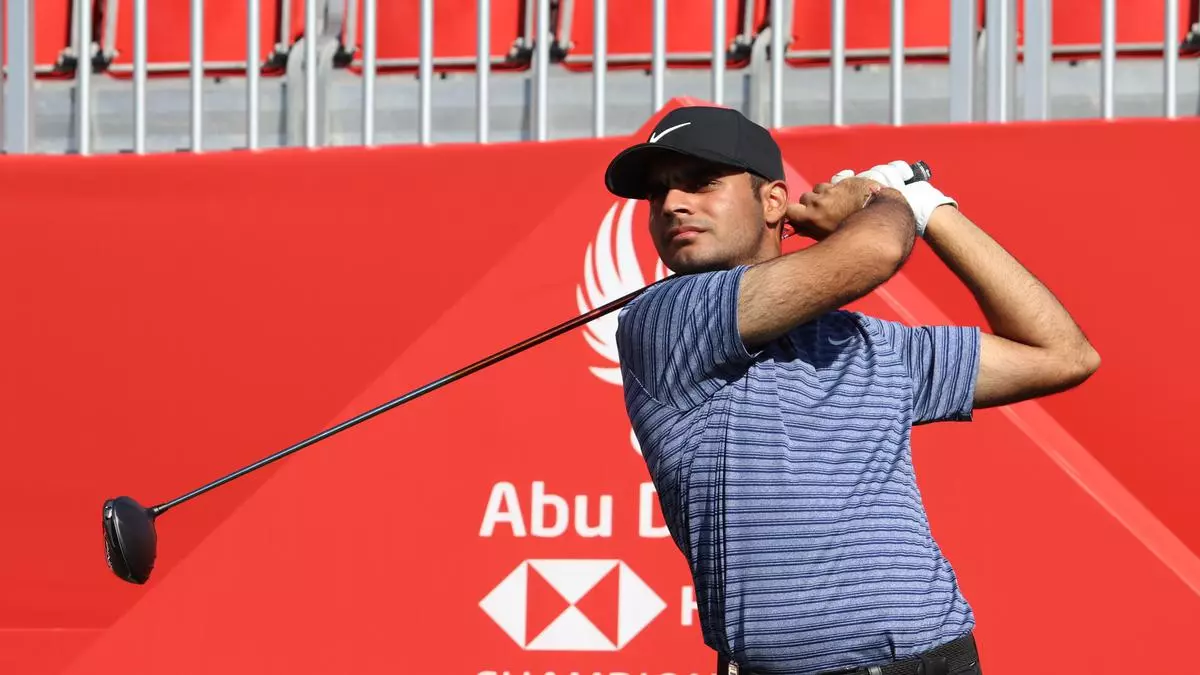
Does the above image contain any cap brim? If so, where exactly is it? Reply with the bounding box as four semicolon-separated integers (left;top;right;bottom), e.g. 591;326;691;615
604;144;748;199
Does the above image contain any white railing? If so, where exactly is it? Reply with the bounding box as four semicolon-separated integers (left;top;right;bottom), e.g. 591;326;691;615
1;0;1196;155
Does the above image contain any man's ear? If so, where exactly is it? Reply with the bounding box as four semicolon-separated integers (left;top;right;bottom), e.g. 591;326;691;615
762;180;789;227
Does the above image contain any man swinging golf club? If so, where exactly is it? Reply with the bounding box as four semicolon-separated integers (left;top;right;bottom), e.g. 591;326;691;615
605;106;1100;675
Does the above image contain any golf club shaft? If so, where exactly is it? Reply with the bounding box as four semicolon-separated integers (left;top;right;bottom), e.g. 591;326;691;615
150;279;665;515
152;162;933;517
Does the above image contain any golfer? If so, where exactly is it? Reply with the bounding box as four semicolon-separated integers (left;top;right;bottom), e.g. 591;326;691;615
606;106;1099;675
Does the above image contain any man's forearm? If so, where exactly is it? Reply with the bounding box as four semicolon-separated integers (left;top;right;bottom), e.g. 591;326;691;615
922;205;1099;369
739;191;915;349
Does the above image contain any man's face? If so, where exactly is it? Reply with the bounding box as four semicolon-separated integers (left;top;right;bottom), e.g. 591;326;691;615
643;155;782;275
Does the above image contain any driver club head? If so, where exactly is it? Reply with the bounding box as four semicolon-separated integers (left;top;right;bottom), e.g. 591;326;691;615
102;496;158;584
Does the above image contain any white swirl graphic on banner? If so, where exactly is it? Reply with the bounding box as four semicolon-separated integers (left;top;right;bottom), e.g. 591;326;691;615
576;199;670;456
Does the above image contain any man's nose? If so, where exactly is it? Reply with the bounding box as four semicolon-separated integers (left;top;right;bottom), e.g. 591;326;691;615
661;187;695;215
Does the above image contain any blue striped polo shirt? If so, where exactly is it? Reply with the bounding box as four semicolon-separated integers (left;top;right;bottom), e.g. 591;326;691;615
615;264;981;675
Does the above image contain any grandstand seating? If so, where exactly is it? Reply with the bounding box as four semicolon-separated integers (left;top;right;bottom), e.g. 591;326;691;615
105;0;285;75
1022;0;1194;54
19;0;1195;80
559;0;756;71
337;0;530;73
785;0;957;65
4;0;1197;153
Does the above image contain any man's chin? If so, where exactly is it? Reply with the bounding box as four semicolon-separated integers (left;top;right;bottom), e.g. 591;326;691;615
665;249;731;275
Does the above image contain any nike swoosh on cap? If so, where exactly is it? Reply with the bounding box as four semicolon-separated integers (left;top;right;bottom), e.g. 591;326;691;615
649;122;692;143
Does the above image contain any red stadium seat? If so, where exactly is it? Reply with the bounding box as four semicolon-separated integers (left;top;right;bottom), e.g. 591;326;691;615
786;0;954;66
1012;0;1192;55
561;0;756;71
337;0;529;73
106;0;284;76
0;0;74;74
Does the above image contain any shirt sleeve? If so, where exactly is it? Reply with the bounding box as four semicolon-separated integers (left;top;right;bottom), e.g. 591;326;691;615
860;314;982;424
615;265;760;410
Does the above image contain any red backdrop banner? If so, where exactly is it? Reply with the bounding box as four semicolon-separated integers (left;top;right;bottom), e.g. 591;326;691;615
2;104;1198;674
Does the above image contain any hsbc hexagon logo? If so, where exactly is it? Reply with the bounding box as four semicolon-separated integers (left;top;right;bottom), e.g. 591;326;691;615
479;559;667;651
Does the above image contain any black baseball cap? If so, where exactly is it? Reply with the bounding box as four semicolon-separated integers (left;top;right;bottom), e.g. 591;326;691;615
604;106;786;199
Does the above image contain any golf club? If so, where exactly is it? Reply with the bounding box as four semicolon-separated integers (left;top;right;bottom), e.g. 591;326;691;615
102;161;933;585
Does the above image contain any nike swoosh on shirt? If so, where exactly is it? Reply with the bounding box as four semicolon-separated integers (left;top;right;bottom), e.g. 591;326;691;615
827;336;854;345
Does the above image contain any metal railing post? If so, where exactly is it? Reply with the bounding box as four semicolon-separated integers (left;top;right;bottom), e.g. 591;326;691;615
190;0;203;151
534;0;550;139
1165;0;1179;118
5;0;36;153
134;0;148;152
769;0;783;127
949;0;976;122
247;0;260;149
363;0;377;145
652;0;666;112
985;0;1013;121
712;0;725;105
419;0;434;144
831;0;845;125
78;0;93;154
1101;0;1116;119
890;0;904;125
1022;0;1051;120
477;0;490;142
305;0;319;147
593;0;607;136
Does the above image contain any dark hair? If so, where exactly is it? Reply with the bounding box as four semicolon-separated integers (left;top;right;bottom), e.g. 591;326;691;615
749;173;768;201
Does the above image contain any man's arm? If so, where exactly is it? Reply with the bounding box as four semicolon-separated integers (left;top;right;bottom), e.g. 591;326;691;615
922;205;1101;408
739;184;916;350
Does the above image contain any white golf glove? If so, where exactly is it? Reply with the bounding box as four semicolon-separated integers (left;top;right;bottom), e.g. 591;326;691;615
831;160;956;237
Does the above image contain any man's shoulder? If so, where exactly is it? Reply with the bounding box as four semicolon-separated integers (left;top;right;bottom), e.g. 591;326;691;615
615;272;703;333
619;267;748;317
614;281;673;358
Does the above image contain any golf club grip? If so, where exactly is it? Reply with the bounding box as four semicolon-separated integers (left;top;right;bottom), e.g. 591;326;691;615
907;161;932;184
151;160;934;515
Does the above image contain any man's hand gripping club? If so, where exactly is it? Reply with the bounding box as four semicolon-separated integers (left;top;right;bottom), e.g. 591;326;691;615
832;160;959;237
